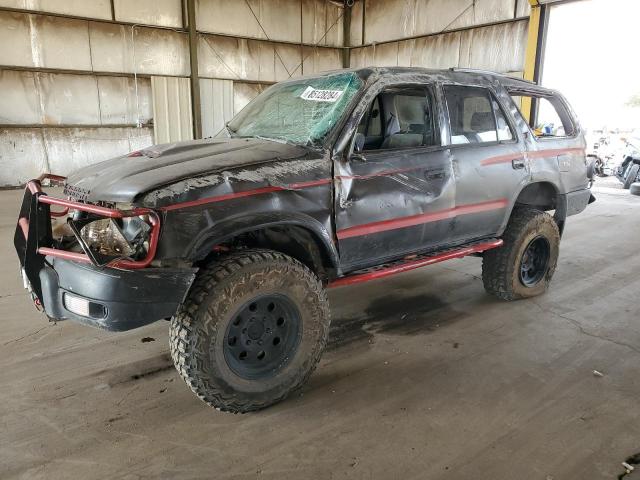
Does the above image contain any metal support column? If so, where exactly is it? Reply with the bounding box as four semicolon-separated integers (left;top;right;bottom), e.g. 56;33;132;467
522;0;549;124
342;3;351;68
186;0;202;139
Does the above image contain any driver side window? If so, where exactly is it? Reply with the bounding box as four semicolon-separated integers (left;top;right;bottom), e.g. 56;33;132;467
356;86;437;151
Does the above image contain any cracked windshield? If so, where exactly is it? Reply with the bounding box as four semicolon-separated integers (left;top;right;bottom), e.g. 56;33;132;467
227;72;362;145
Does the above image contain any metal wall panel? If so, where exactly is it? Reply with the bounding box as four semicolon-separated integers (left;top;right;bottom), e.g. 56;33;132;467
0;0;111;20
38;73;101;124
458;21;527;73
301;46;342;75
0;126;153;185
350;20;527;74
198;34;307;83
0;12;92;69
0;128;48;185
301;0;343;47
0;70;41;124
0;12;189;75
200;78;234;138
45;127;153;174
196;0;302;44
97;76;153;125
113;0;184;28
349;0;364;46
410;32;462;69
516;0;531;17
151;76;193;144
364;0;519;44
233;82;266;115
90;22;189;76
0;70;152;125
0;12;34;67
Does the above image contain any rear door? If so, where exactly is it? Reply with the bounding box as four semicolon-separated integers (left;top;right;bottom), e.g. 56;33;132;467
442;84;528;242
334;81;455;271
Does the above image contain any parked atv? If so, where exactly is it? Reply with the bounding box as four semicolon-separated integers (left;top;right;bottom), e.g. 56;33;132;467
614;135;640;189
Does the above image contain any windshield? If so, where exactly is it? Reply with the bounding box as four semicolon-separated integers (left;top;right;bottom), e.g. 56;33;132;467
227;72;362;145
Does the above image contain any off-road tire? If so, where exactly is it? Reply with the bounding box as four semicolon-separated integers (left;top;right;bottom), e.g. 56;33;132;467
170;249;330;413
482;208;560;301
623;163;640;189
630;182;640;196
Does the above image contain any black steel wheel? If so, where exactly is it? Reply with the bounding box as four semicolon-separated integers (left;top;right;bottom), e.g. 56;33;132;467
169;249;330;413
519;236;551;287
224;294;302;380
482;207;560;300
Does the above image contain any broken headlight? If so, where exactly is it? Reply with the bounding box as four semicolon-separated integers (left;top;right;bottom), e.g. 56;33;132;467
73;215;151;265
79;219;134;257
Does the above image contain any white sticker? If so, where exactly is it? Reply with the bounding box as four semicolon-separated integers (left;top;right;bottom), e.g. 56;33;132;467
300;86;344;103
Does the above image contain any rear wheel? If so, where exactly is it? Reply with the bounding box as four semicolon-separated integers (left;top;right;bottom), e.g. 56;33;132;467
482;208;560;301
170;249;330;413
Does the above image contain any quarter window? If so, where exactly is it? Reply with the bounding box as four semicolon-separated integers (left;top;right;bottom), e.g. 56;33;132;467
444;86;514;145
510;93;575;138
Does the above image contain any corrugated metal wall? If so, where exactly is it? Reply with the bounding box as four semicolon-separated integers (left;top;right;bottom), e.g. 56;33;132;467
0;0;530;186
0;0;345;186
152;76;193;144
349;0;531;75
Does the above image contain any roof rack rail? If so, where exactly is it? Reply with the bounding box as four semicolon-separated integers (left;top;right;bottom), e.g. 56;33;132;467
448;67;537;85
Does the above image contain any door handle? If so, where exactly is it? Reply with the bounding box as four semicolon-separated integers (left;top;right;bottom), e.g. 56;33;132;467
424;169;445;180
512;158;526;170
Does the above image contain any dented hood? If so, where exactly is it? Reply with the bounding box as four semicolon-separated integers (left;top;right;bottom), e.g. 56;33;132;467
64;137;311;203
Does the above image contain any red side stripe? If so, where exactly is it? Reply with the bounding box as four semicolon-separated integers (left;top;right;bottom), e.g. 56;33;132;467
481;147;586;166
160;179;331;211
480;152;524;166
336;198;508;240
526;147;585;159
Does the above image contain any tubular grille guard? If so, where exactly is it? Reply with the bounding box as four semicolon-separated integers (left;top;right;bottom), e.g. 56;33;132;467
17;174;161;271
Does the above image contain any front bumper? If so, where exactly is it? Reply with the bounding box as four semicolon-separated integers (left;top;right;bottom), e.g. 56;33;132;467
38;258;196;331
14;175;196;331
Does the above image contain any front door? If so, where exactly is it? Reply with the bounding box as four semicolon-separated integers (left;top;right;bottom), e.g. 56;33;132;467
334;82;455;272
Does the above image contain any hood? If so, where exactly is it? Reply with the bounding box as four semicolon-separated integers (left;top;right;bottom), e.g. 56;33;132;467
64;137;311;203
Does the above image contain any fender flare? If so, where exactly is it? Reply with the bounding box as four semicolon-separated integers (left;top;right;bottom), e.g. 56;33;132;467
498;180;562;235
185;211;340;269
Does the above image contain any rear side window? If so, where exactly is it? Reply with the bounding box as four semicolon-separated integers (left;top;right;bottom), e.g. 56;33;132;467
444;86;514;145
510;93;575;138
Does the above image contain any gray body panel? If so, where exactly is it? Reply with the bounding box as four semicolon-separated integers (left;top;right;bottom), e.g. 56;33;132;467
62;67;591;275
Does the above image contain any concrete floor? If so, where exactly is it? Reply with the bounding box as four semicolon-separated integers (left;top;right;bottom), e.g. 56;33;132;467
1;177;639;480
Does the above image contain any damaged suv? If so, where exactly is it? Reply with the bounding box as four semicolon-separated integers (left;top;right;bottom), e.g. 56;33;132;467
15;67;593;412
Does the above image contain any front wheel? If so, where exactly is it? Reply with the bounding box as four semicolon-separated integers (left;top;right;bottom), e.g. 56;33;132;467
170;249;330;413
482;208;560;301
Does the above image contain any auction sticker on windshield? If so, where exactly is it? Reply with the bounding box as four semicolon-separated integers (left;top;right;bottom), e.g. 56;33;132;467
300;86;344;102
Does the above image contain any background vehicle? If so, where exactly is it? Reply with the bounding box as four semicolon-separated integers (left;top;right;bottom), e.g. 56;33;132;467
14;68;593;413
614;133;640;188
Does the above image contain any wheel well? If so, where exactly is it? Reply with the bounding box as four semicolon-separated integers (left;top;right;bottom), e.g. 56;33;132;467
199;225;336;281
514;182;558;211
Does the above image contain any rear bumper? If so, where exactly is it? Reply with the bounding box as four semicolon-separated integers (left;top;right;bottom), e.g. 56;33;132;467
558;188;594;217
39;258;196;331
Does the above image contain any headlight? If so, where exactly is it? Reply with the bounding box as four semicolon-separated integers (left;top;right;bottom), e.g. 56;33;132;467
79;219;135;257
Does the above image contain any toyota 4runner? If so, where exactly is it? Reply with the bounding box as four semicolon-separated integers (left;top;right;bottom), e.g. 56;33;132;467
15;67;594;412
